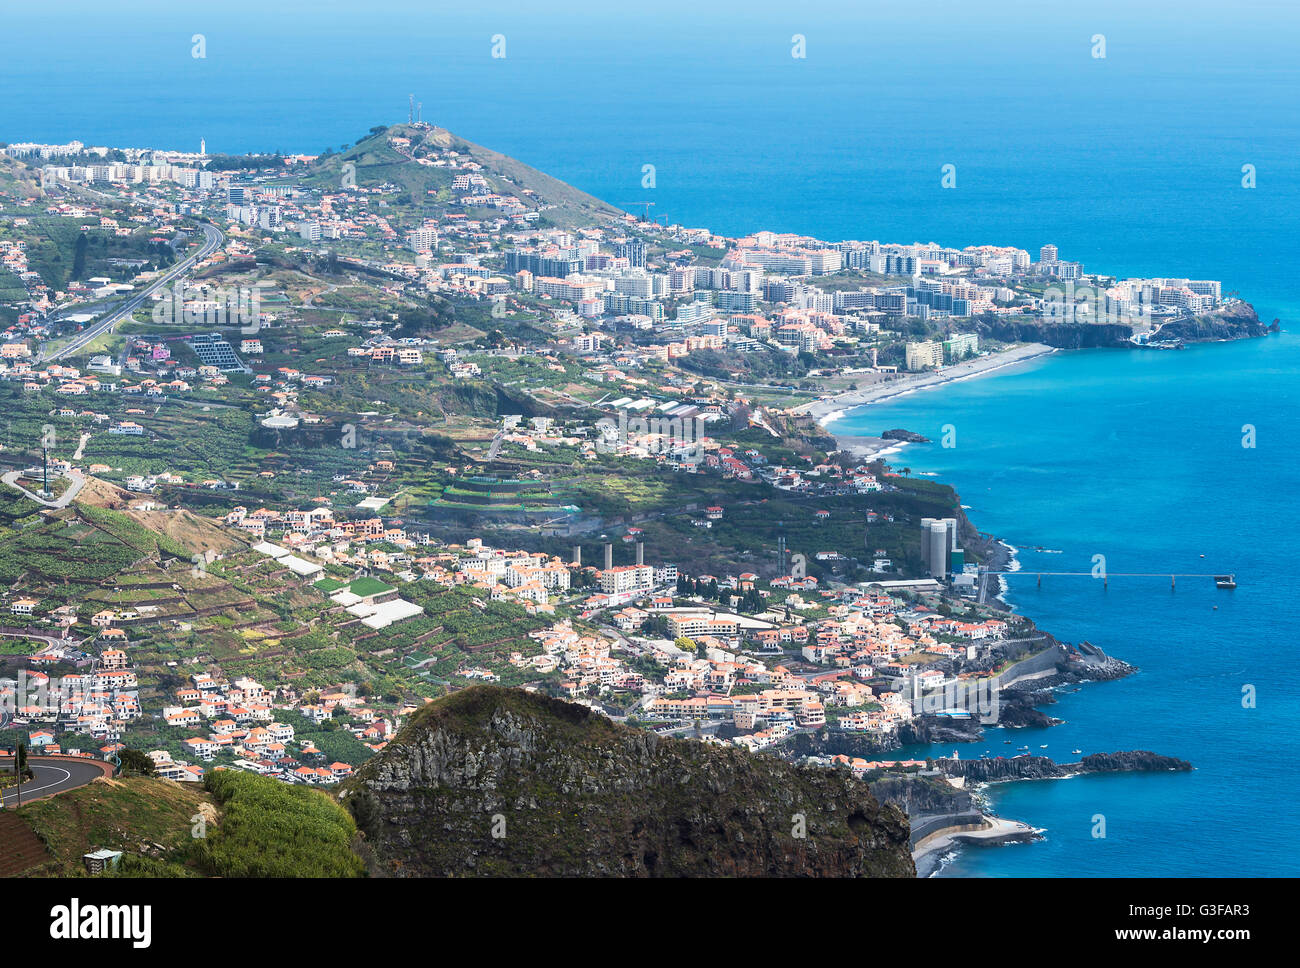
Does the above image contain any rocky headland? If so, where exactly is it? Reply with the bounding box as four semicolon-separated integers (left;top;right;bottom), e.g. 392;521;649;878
343;686;916;877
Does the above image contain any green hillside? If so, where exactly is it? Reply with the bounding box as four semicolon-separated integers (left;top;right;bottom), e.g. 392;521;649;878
16;769;365;878
291;124;626;228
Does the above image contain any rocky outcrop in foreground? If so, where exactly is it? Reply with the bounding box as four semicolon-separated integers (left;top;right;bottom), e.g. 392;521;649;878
343;686;915;877
937;750;1192;782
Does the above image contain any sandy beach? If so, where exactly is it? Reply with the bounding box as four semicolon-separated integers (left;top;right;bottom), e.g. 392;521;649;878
833;434;901;461
793;342;1056;425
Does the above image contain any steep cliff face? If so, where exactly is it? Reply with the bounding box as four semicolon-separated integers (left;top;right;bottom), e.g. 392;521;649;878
1155;301;1270;342
869;773;973;818
974;319;1135;348
974;302;1268;348
343;686;915;877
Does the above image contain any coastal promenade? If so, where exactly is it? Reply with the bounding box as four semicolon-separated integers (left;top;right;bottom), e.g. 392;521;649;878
793;343;1055;423
912;815;1042;877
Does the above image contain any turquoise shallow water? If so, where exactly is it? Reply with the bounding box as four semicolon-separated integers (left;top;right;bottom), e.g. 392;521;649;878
832;334;1300;876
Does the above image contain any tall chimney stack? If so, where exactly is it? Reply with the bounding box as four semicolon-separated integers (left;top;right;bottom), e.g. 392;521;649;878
604;542;614;571
571;545;581;566
636;541;644;566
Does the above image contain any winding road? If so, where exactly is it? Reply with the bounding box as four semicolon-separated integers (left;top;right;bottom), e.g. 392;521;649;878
0;755;112;807
2;467;86;508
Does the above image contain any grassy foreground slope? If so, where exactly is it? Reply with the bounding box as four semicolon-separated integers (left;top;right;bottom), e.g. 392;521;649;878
13;770;364;878
17;776;214;877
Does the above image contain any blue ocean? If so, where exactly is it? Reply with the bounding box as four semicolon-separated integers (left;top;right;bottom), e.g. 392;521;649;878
832;337;1300;876
3;0;1296;875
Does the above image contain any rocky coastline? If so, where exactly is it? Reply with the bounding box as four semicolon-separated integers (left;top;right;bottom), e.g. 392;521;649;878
819;337;1223;875
904;751;1191;876
937;750;1193;783
973;301;1270;349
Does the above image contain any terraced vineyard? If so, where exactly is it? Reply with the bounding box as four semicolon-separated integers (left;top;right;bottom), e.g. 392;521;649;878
0;508;176;585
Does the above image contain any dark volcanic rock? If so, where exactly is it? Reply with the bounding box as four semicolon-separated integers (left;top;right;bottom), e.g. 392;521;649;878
344;686;915;877
869;773;973;817
901;719;984;744
1075;751;1193;774
786;730;896;759
997;688;1062;728
937;750;1192;782
1060;641;1137;682
1154;302;1269;343
972;302;1266;349
881;428;930;443
898;690;1059;745
974;318;1134;349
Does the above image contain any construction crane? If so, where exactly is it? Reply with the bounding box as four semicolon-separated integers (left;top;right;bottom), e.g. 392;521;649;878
620;201;656;222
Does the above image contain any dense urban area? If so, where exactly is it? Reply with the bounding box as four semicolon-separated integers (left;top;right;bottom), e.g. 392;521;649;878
0;124;1246;876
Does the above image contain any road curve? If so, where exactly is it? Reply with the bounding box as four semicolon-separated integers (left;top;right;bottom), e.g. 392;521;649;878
44;222;225;363
0;755;112;807
1;468;86;508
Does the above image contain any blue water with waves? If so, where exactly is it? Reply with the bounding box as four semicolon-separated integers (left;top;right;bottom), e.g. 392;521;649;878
3;0;1297;876
831;336;1300;876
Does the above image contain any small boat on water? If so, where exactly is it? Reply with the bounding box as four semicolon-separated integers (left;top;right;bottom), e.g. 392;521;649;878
1039;744;1048;749
1003;740;1012;744
1215;574;1237;589
1072;749;1083;754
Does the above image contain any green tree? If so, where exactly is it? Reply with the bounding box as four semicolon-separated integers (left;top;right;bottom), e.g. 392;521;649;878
72;233;88;279
117;748;156;777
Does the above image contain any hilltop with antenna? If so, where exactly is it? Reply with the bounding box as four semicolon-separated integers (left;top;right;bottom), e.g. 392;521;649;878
292;121;630;230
